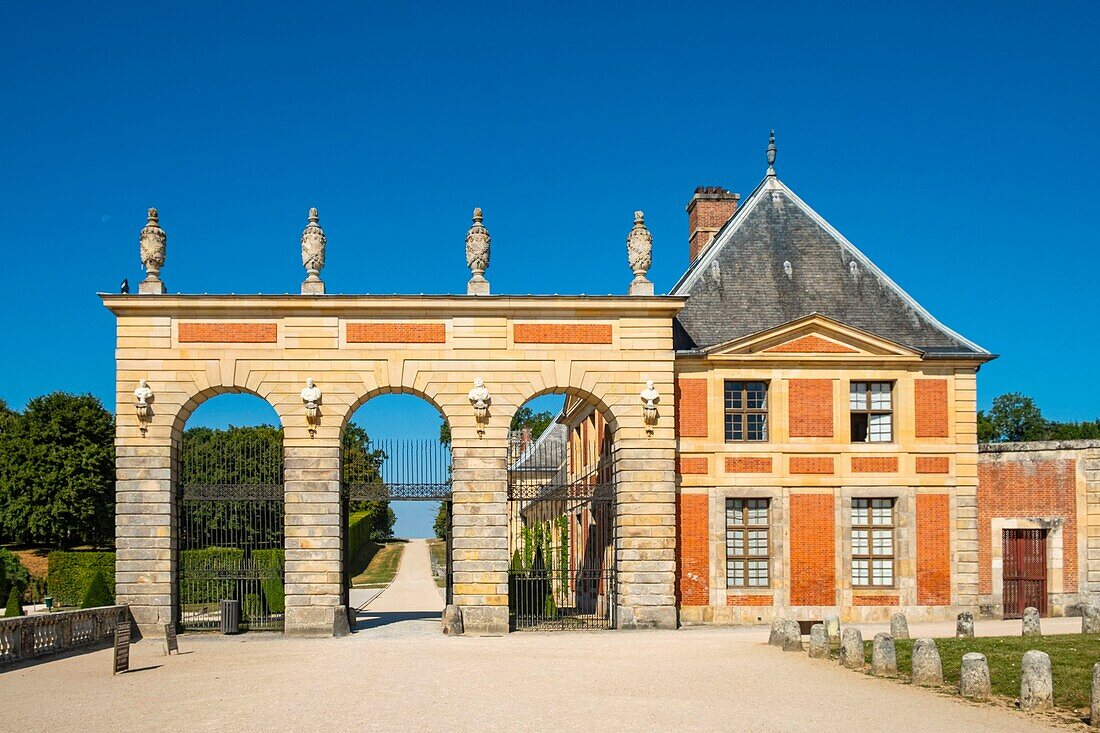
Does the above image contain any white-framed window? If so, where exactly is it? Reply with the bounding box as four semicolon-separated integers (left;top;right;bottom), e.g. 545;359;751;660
850;382;893;442
726;498;770;587
851;498;895;587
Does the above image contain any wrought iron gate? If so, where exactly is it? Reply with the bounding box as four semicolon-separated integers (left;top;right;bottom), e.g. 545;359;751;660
507;431;616;630
177;427;285;631
1003;528;1047;618
341;438;453;607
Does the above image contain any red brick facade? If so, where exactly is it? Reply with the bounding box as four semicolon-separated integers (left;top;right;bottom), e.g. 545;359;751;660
852;595;899;606
851;456;899;473
788;379;834;437
977;457;1077;595
916;493;952;605
677;457;708;475
178;322;277;343
726;594;773;606
914;379;949;438
789;456;834;475
916;456;951;474
764;335;857;354
725;456;773;473
789;494;835;606
346;322;446;343
513;323;612;344
676;493;709;606
675;379;708;438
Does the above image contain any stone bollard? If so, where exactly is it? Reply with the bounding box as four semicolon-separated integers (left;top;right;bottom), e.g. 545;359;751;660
911;638;944;686
956;611;974;639
1020;650;1053;711
824;614;841;647
839;627;865;670
768;617;787;646
871;633;897;677
890;612;909;640
1083;605;1100;635
782;620;804;652
442;604;464;635
959;652;992;699
1091;663;1100;727
1022;607;1042;637
808;623;830;659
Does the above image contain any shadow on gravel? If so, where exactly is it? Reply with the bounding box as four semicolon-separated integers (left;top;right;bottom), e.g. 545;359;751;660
354;611;441;631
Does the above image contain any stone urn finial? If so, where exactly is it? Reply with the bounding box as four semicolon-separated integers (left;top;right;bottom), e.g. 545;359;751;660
465;207;490;295
138;208;167;294
626;210;654;295
301;207;326;295
766;129;777;177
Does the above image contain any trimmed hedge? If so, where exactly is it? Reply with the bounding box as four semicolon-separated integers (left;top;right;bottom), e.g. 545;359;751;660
251;549;285;614
81;570;114;608
47;551;115;607
348;511;374;564
179;547;244;605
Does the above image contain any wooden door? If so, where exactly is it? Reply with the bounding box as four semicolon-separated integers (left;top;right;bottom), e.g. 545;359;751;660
1002;528;1047;618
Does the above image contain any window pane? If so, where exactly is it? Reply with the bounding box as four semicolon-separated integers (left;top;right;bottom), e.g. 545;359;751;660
850;382;868;409
869;413;892;442
725;382;743;409
852;529;869;555
852;559;869;585
725;413;743;441
872;499;893;525
872;559;894;586
851;499;869;525
748;529;768;555
746;382;768;410
872;529;893;556
870;383;892;410
746;413;767;441
747;501;768;525
748;560;769;586
728;560;744;586
851;412;869;442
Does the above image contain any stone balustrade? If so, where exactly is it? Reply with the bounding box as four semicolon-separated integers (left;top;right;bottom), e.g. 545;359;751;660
0;606;128;668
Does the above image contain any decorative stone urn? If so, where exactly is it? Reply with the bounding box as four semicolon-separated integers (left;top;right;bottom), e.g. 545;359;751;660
138;208;166;294
626;211;654;295
301;208;326;295
468;378;491;436
465;208;490;295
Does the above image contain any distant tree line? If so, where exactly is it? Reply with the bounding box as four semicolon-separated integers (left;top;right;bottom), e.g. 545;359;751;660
979;393;1100;443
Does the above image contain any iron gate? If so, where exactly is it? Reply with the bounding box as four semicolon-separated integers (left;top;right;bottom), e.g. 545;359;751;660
177;426;285;631
507;431;616;630
341;438;453;606
1003;528;1048;618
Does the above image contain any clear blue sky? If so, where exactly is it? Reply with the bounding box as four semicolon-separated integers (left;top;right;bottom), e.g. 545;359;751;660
1;2;1098;534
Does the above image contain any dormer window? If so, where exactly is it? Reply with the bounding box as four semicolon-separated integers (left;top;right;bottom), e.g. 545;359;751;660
850;382;893;442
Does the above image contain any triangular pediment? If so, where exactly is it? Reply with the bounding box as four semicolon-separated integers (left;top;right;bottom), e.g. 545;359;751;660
703;314;923;359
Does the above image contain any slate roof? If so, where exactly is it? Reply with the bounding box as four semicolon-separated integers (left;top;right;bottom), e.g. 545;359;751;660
670;175;991;358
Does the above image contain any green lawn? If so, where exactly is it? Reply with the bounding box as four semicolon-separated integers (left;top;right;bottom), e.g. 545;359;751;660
861;633;1100;713
427;540;446;588
348;542;404;588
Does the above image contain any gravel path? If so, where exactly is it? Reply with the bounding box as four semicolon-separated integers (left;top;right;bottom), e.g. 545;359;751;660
351;538;444;637
4;623;1070;732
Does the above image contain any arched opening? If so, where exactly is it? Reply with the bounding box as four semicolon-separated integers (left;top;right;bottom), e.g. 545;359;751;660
340;393;452;632
175;392;285;632
507;391;618;630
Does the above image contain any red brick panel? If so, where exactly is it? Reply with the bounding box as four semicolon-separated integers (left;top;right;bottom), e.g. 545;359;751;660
916;456;951;474
675;379;708;438
677;457;708;475
977;458;1077;595
788;379;834;437
764;335;858;354
676;494;709;606
852;595;900;606
851;456;899;473
914;379;950;438
513;323;612;344
790;456;834;475
725;457;773;474
916;493;952;605
789;494;835;606
347;323;446;343
178;323;277;343
727;594;774;606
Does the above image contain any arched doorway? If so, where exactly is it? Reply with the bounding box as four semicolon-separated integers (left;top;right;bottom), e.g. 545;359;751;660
341;393;453;631
507;391;617;630
175;392;285;632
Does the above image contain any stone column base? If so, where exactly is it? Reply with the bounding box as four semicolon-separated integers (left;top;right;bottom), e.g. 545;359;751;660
459;606;508;635
618;604;678;630
285;605;350;637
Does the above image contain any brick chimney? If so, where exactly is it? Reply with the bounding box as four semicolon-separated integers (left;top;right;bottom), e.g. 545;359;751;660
686;186;740;262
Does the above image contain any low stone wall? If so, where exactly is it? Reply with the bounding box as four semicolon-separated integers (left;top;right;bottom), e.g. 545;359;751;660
0;606;129;669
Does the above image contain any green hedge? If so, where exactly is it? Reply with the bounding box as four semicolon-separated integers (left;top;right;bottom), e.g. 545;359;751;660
348;511;374;563
47;551;116;608
251;549;285;614
179;547;244;605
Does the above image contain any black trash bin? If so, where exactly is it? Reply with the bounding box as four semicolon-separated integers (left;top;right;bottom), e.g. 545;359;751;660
219;599;241;634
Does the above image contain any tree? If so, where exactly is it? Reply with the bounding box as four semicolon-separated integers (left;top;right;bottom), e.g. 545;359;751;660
80;569;114;608
5;586;23;617
342;424;394;540
0;549;30;605
977;393;1049;443
0;393;115;547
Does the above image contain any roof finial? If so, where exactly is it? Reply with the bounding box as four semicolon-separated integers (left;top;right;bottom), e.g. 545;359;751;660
766;129;777;177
